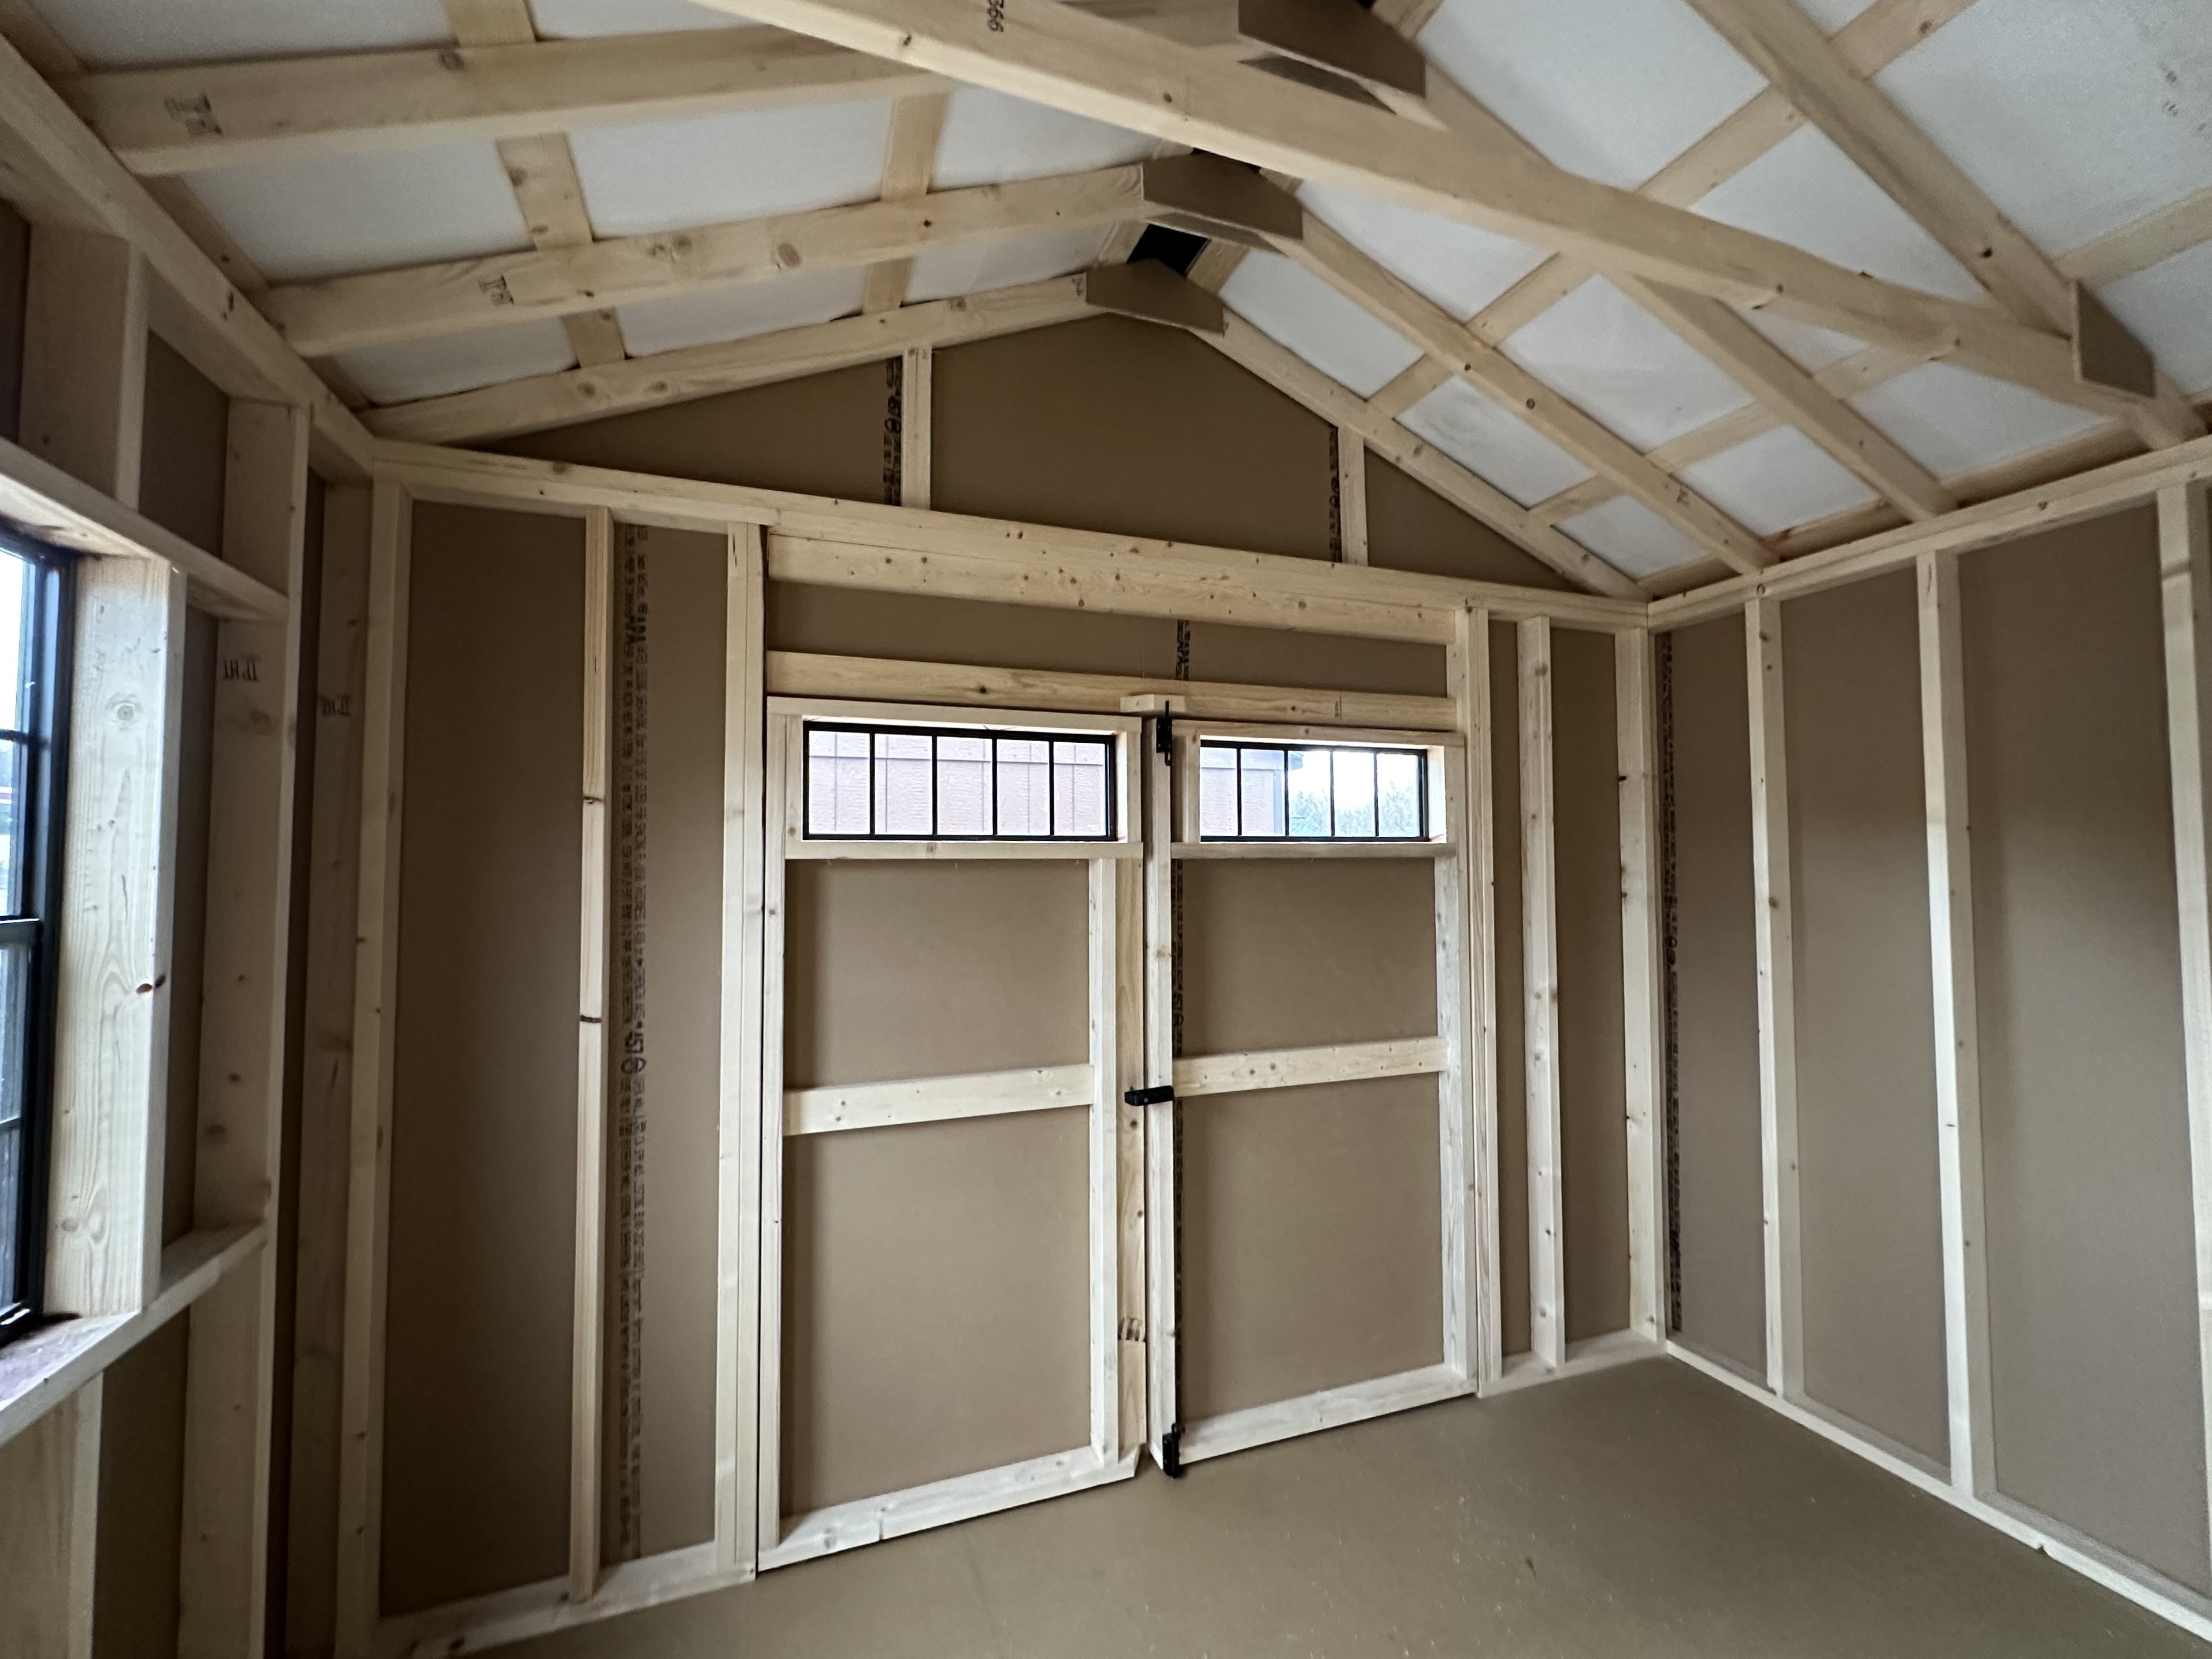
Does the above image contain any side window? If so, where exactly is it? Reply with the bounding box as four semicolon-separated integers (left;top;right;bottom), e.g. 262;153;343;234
803;721;1116;841
0;534;69;1342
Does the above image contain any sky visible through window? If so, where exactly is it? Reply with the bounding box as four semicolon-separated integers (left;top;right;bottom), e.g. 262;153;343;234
1198;741;1427;840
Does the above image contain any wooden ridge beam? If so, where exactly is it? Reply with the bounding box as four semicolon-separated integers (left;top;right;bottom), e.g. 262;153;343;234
699;0;2151;426
364;274;1098;444
1686;0;2200;446
266;164;1153;356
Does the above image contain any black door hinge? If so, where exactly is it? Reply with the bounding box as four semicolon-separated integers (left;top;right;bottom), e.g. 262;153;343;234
1155;712;1174;757
1159;1423;1183;1479
1123;1084;1175;1107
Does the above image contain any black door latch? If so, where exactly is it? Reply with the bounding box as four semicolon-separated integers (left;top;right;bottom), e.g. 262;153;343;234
1123;1084;1175;1107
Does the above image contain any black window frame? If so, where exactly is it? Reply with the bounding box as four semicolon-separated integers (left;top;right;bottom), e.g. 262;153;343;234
1195;738;1432;843
0;529;73;1347
801;719;1119;843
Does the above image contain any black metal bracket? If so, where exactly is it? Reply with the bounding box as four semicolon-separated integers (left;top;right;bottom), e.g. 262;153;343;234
1155;711;1174;757
1159;1424;1183;1479
1123;1084;1176;1108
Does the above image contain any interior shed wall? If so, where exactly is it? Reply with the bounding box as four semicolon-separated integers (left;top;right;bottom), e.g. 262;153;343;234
381;502;583;1617
1552;628;1629;1343
1959;510;2211;1593
1665;616;1765;1376
1780;571;1948;1466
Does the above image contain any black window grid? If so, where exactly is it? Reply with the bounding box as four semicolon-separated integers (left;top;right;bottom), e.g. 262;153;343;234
1196;739;1431;842
1;531;73;1347
802;721;1118;842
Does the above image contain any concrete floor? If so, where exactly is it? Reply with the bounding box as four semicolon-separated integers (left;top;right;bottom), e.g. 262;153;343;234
513;1358;2207;1658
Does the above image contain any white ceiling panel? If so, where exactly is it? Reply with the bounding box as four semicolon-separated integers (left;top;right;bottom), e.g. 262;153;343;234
569;100;891;238
931;89;1157;191
1693;125;1985;302
187;142;529;283
1502;277;1752;451
1676;425;1877;536
1298;183;1548;323
1416;0;1764;189
1557;497;1703;579
1219;252;1424;399
614;265;865;357
39;0;449;67
2100;238;2212;395
529;0;750;34
1873;0;2212;255
906;225;1111;305
1397;377;1592;507
335;319;576;405
1736;307;1868;375
1791;0;1877;28
1848;361;2110;480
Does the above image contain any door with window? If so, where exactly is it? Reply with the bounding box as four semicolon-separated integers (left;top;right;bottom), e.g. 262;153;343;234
751;700;1143;1567
1143;716;1478;1468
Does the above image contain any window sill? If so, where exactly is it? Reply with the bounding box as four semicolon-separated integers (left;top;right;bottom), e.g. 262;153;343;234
0;1223;262;1448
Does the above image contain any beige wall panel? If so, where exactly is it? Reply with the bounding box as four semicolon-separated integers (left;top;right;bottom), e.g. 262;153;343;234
1183;623;1447;698
935;316;1333;561
1782;571;1948;1464
382;503;584;1616
1177;857;1437;1057
162;610;214;1246
782;1109;1091;1514
494;360;886;502
138;332;227;551
625;526;725;1557
783;858;1090;1089
766;582;1177;679
91;1313;187;1659
1668;616;1766;1374
1961;509;2210;1591
1553;628;1629;1342
1180;1075;1445;1419
0;200;25;445
1492;621;1530;1357
1366;456;1570;591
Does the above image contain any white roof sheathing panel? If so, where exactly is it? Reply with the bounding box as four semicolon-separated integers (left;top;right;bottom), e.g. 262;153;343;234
931;90;1156;191
528;0;751;35
2102;239;2212;396
1557;497;1703;580
38;0;449;68
906;225;1111;306
1692;126;1985;303
1848;361;2110;480
187;142;530;284
1873;0;2212;255
1397;377;1592;508
1416;0;1763;190
614;266;865;357
1298;183;1547;324
1736;308;1868;375
1676;425;1877;536
569;100;892;239
335;319;576;405
1220;251;1424;399
1502;277;1752;451
1791;0;1878;28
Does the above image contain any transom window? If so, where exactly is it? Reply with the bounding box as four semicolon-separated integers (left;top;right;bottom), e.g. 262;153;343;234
805;721;1116;840
1198;740;1428;841
1;534;69;1344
